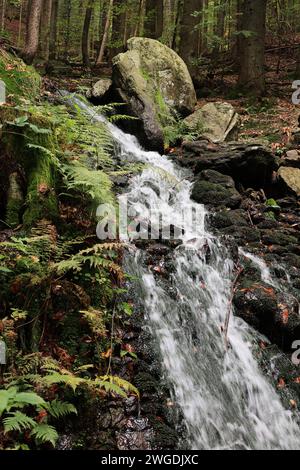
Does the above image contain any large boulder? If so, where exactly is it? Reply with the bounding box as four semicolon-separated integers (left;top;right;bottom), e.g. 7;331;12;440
175;142;278;189
112;37;196;152
278;167;300;196
183;102;240;143
191;169;242;209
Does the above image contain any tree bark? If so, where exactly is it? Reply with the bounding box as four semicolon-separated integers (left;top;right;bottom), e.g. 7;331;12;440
96;0;113;65
0;0;6;31
110;0;126;59
40;0;52;61
21;0;43;64
178;0;202;74
49;0;58;60
82;0;95;67
296;48;300;78
238;0;267;96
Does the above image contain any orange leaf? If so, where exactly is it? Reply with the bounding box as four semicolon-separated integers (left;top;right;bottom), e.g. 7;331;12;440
101;348;112;358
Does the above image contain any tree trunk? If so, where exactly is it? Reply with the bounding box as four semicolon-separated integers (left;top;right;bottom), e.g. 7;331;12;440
296;48;300;78
178;0;202;74
49;0;58;60
162;0;173;46
21;0;43;64
96;0;113;65
110;0;126;59
238;0;267;96
0;0;6;31
82;0;95;67
40;0;52;61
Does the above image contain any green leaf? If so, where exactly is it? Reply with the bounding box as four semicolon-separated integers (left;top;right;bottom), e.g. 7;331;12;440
14;392;46;407
31;423;58;447
3;411;36;433
43;399;77;419
0;266;12;273
0;390;9;416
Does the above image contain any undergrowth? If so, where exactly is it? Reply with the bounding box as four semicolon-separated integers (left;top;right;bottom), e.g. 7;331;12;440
0;54;140;450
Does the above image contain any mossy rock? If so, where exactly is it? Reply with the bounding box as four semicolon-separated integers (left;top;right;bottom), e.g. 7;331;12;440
112;37;196;152
0;49;41;104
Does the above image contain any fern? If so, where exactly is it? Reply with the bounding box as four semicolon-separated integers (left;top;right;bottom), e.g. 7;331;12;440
53;242;123;280
42;371;85;392
43;399;77;419
30;423;58;447
3;411;36;432
95;375;139;398
62;161;114;210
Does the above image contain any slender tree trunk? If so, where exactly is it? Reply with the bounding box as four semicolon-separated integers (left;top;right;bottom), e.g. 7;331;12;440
162;0;173;46
1;0;6;31
296;48;300;78
82;0;95;67
17;0;23;47
49;0;58;60
110;0;126;59
40;0;52;61
63;0;71;60
178;0;202;74
238;0;267;96
21;0;43;64
96;0;113;65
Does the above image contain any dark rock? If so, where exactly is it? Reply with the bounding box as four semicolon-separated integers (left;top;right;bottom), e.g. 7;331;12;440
261;230;298;246
234;270;300;350
210;209;249;230
191;170;242;208
176;142;277;189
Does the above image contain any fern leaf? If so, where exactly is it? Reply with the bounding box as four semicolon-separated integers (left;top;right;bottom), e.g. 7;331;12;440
14;392;46;407
42;372;84;392
42;399;77;419
30;423;58;447
0;390;9;416
3;411;36;433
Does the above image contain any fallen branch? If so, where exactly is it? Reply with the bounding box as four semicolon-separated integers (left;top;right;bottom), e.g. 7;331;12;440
223;266;244;350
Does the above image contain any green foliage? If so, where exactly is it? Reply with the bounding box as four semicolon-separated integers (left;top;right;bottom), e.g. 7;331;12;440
0;383;77;448
62;161;114;213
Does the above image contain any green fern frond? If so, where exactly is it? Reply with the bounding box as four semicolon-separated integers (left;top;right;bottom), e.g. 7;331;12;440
42;371;85;392
30;423;58;447
3;411;36;433
42;399;77;419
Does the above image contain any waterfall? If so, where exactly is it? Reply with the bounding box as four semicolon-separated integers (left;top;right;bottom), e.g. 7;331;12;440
71;96;300;450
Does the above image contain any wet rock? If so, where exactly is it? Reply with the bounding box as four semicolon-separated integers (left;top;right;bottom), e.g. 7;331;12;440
210;209;249;229
87;78;113;103
183;101;240;143
112;37;196;152
234;271;300;350
116;417;155;450
191;170;242;208
261;230;298;247
176;142;277;189
278;167;300;196
281;149;300;168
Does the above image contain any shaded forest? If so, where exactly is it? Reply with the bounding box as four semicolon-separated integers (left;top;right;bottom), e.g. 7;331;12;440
1;0;300;455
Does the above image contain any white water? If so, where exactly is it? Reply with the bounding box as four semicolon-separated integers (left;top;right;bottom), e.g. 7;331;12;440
73;97;300;450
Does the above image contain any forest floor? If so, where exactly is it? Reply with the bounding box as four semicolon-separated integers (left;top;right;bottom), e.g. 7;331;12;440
43;49;300;157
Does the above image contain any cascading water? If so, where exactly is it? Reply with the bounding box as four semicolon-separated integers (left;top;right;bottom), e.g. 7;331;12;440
71;96;300;450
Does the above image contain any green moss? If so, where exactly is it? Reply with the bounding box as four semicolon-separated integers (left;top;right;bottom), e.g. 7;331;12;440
0;50;41;103
2;113;59;227
6;172;24;227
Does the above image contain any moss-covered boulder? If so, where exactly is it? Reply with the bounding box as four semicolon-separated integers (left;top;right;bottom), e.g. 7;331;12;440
191;170;242;209
112;37;196;152
0;49;41;104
